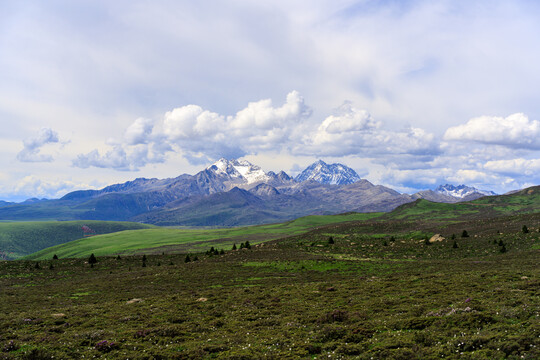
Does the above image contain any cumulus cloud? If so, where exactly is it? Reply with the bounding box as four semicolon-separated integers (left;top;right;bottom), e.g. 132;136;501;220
73;143;166;171
16;128;59;162
124;118;154;145
12;175;98;200
301;102;439;158
443;113;540;149
484;158;540;176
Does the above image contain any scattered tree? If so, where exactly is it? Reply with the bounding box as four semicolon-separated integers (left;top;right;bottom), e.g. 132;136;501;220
451;234;456;240
424;236;431;245
328;236;335;245
34;262;40;269
49;263;54;270
500;244;507;253
522;225;529;234
88;253;97;266
193;256;198;261
452;240;458;249
232;243;237;250
52;254;58;260
116;255;121;260
389;236;396;242
219;249;225;255
142;254;147;262
461;230;469;238
498;239;504;247
244;241;251;249
185;254;191;263
383;240;388;246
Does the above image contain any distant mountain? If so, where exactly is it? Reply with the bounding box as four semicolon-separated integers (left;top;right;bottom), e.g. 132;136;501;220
434;184;497;201
0;158;508;227
295;160;361;185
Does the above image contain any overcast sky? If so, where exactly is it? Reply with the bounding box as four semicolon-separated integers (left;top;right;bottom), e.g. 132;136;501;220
2;0;540;201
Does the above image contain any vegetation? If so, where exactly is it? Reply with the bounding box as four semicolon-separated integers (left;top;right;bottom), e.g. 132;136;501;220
0;209;538;359
0;221;154;259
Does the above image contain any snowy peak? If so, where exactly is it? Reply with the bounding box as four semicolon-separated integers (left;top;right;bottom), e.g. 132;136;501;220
295;160;361;185
207;158;270;184
435;184;497;199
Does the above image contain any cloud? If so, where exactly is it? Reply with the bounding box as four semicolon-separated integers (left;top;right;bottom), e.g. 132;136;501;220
124;118;154;145
484;158;540;177
443;113;540;149
12;175;98;200
16;128;59;162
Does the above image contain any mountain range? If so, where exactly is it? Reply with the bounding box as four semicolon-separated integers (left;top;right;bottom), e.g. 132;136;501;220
0;159;499;226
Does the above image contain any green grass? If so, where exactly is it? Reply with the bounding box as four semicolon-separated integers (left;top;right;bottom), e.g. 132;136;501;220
0;214;538;359
0;221;155;259
24;212;382;260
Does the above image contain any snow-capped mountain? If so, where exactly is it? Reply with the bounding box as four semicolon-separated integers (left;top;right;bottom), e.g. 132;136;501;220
207;158;271;184
295;160;361;185
434;184;497;199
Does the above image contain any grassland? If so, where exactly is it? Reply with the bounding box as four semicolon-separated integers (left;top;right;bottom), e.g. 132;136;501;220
0;221;155;260
0;210;538;359
24;213;382;260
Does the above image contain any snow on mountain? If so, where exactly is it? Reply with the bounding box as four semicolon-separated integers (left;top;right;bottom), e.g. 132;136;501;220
295;160;361;185
434;184;497;199
207;158;271;184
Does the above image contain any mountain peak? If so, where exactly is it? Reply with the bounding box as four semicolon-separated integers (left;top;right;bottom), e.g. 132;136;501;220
435;184;497;199
207;158;270;184
295;160;361;185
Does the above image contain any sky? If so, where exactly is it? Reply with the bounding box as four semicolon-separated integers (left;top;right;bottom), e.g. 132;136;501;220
2;0;540;202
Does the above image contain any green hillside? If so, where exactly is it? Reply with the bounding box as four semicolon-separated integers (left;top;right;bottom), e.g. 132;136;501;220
0;221;155;259
25;212;382;260
386;185;540;221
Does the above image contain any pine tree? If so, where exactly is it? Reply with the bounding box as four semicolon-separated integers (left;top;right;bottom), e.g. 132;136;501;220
461;230;469;238
245;241;251;249
500;244;507;253
52;254;58;260
88;253;97;265
232;243;237;250
452;240;458;248
220;249;225;255
328;236;334;244
522;225;529;234
185;254;191;263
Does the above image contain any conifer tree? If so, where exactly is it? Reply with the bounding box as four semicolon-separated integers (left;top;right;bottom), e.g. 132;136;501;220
461;230;469;238
88;253;97;265
232;243;237;250
185;254;191;263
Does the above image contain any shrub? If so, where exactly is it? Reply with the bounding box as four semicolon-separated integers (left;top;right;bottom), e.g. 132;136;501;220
461;230;469;238
95;340;118;353
452;240;458;249
522;225;529;234
328;236;334;244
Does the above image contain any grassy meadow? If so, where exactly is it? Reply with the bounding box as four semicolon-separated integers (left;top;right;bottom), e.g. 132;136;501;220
24;213;382;260
0;205;539;359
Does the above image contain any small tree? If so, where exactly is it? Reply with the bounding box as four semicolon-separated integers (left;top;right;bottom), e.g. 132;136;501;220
240;242;245;249
142;254;147;262
500;244;507;253
193;255;198;261
52;254;59;260
452;240;458;249
461;230;469;238
184;254;191;263
245;241;251;249
219;249;225;255
389;236;395;242
116;255;121;260
34;262;40;269
451;234;456;240
522;225;529;234
328;236;335;245
49;263;54;270
88;253;97;265
424;236;431;245
232;243;237;250
383;240;388;246
498;239;504;246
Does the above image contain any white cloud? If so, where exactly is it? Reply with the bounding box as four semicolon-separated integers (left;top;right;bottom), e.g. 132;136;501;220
124;118;154;145
16;128;60;162
12;175;97;200
484;158;540;176
443;113;540;149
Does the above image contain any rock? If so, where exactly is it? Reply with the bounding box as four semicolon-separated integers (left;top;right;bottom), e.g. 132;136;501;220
429;234;445;243
126;298;143;304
